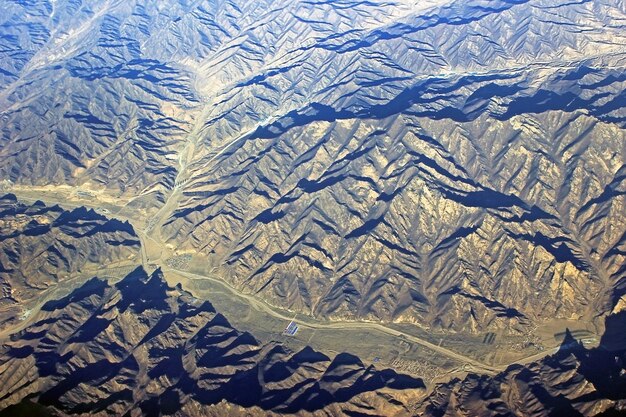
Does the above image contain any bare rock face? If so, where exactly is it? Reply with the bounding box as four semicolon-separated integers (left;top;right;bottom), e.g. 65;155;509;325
1;268;625;417
0;194;139;329
155;0;626;332
1;0;625;333
0;1;625;415
0;267;425;416
413;312;626;417
168;108;625;332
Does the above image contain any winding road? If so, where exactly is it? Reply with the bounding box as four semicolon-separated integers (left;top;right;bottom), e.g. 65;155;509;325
5;187;566;378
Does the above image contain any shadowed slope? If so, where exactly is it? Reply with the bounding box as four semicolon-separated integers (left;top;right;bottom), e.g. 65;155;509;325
0;267;425;416
0;195;139;329
413;311;626;417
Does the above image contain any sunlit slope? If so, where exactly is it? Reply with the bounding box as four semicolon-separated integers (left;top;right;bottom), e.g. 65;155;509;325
0;0;624;332
0;267;425;416
0;194;139;329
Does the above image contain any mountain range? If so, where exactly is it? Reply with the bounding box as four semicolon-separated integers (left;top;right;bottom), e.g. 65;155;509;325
0;0;625;415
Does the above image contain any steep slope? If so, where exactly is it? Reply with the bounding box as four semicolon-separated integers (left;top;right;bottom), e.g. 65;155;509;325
0;0;199;203
1;268;625;416
1;0;625;333
0;194;139;330
0;0;429;202
0;267;425;416
413;311;626;417
161;0;626;331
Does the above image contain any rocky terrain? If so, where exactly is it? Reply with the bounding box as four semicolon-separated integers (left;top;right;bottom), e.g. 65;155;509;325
0;194;139;329
413;311;626;417
1;0;626;415
0;267;624;416
0;267;425;416
159;0;626;330
2;0;624;333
